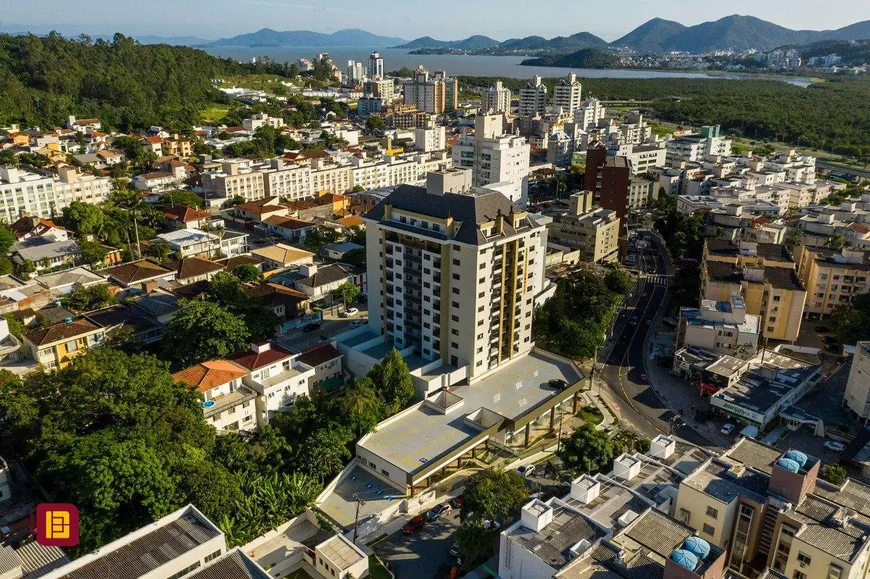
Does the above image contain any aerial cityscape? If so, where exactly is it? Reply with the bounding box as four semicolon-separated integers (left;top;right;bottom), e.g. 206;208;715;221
3;1;870;578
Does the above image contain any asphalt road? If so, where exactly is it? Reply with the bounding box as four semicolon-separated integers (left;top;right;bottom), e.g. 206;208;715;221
375;509;461;579
598;233;717;448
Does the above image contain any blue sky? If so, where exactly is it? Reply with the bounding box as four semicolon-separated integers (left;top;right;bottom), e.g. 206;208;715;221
3;0;870;41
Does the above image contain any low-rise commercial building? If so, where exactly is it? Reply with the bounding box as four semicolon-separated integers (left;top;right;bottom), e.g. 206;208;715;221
548;195;620;263
677;296;760;357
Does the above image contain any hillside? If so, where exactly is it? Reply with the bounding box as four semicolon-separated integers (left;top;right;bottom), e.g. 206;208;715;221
394;35;500;50
611;18;687;53
0;33;246;131
210;28;405;47
502;32;608;53
520;48;620;68
793;39;870;65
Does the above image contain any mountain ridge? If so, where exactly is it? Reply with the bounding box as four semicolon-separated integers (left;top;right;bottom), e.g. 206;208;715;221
209;28;405;48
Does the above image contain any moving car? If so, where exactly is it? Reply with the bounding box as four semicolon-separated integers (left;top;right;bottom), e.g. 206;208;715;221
426;503;451;521
639;373;649;384
402;515;425;534
517;464;536;477
721;423;736;435
344;307;360;317
450;542;460;557
824;440;846;452
302;322;322;333
349;320;364;329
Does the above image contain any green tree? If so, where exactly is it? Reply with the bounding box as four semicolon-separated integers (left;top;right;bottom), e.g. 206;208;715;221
157;190;205;209
62;201;107;238
334;281;360;307
604;269;634;295
368;348;415;416
62;283;116;312
295;427;352;484
207;272;279;341
831;293;870;344
558;424;614;475
335;377;382;438
612;429;650;455
0;370;39;457
78;239;108;266
14;259;35;278
0;227;15;255
342;248;366;268
365;115;386;133
821;464;847;486
784;227;804;250
145;239;173;263
826;233;846;251
460;469;529;524
456;521;493;569
162;300;250;369
232;263;261;282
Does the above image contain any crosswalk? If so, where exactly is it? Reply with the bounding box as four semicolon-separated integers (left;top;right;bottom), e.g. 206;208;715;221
644;275;670;286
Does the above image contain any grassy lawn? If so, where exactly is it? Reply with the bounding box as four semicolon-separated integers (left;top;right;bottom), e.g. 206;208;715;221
200;104;230;124
580;405;604;426
368;555;393;579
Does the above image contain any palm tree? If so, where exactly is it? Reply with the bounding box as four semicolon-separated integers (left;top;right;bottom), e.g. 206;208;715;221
456;521;492;571
337;378;382;438
612;429;643;455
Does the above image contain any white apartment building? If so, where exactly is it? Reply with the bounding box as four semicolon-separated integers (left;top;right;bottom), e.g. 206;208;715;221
174;360;260;432
363;184;547;381
451;114;531;206
369;51;384;80
243;112;283;132
677;296;761;356
615;144;667;175
264;159;312;201
845;342;870;422
347;60;366;83
481;80;512;114
552;73;582;114
202;159;267;203
574;97;606;130
518;75;547;117
232;342;316;423
414;124;447;152
0;165;112;222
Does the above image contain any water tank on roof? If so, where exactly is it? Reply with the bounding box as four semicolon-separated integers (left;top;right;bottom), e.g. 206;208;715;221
683;536;711;560
777;458;800;472
670;549;699;571
784;450;808;467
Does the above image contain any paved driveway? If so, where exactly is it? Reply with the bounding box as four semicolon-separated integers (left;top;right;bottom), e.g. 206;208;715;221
374;509;460;579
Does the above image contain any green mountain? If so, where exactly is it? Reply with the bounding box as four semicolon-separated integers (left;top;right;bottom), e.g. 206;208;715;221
394;35;500;50
611;18;687;53
520;48;620;68
210;28;405;47
500;32;608;53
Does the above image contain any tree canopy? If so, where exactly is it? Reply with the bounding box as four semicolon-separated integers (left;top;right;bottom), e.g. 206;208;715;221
558;424;615;476
162;300;250;369
460;469;529;523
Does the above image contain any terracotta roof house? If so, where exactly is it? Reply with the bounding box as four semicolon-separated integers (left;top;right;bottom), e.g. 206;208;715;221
173;360;250;393
172;360;260;431
163;205;211;230
102;259;176;289
233;197;287;222
22;318;105;370
243;283;309;321
263;216;317;242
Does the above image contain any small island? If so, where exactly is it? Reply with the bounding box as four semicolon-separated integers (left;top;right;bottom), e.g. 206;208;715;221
520;48;622;68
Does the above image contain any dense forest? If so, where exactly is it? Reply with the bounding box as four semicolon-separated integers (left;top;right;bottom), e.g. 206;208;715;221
520;48;621;69
0;32;249;132
460;75;870;155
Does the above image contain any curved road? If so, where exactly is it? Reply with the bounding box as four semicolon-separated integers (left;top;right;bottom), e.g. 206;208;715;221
598;232;718;449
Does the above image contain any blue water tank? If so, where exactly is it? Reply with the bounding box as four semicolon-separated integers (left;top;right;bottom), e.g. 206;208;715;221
777;458;800;472
784;450;808;467
670;549;699;571
684;536;711;560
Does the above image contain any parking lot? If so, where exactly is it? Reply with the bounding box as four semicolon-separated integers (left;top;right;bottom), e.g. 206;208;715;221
374;508;461;579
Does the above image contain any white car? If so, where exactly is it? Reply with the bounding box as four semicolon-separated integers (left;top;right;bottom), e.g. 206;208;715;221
349;320;364;329
517;464;536;477
824;440;846;452
721;423;736;435
344;307;360;317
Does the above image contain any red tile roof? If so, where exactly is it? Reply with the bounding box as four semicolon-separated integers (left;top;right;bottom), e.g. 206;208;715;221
172;360;249;392
24;319;101;346
297;342;342;367
163;205;209;223
230;343;294;370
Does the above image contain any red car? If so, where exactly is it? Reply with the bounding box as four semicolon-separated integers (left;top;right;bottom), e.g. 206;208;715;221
450;496;464;509
402;515;425;534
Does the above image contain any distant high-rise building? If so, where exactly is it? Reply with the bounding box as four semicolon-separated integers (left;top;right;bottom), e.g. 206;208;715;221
364;79;395;100
552;73;582;114
369;51;384;80
574;97;606;130
347;60;366;84
451;114;531;206
404;67;457;114
481;81;512;114
518;76;547;117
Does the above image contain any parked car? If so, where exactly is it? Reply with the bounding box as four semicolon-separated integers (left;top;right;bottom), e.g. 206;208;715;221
639;373;649;384
402;515;425;534
815;325;831;334
483;520;501;531
450;496;464;509
349;320;364;329
449;542;460;557
517;464;536;477
721;423;736;435
303;322;322;333
548;378;569;390
426;503;451;521
344;307;360;317
824;440;846;452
